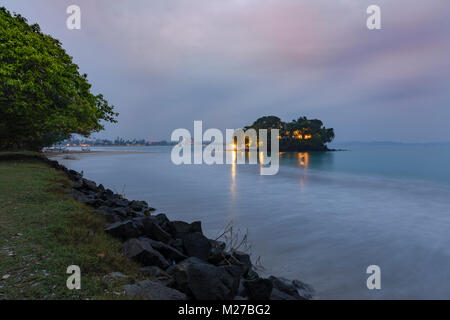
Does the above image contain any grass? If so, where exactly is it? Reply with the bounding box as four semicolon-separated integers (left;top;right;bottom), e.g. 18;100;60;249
0;152;142;299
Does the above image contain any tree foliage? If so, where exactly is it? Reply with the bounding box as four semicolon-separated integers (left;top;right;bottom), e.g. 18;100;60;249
245;115;335;151
0;7;118;150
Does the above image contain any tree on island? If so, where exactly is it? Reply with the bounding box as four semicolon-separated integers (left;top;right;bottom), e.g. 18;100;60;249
244;116;335;151
0;7;118;151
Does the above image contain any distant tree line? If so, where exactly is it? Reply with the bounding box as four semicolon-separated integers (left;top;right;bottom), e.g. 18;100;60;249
63;138;176;147
244;116;335;151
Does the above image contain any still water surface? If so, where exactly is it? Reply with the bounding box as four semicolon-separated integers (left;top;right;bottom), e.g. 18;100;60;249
52;143;450;299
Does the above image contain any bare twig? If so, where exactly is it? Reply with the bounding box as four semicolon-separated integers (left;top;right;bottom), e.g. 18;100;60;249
215;221;264;270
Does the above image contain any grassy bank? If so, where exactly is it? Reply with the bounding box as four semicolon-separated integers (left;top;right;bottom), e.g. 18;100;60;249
0;152;141;299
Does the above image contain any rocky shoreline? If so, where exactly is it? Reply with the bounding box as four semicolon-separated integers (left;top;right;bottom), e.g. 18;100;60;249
43;156;314;300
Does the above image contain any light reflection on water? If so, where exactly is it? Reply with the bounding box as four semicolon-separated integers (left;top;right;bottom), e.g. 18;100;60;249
53;145;450;299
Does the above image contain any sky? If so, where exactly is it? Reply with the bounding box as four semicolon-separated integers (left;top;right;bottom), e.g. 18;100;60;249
3;0;450;142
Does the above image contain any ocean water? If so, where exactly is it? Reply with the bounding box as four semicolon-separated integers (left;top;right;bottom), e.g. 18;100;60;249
52;143;450;299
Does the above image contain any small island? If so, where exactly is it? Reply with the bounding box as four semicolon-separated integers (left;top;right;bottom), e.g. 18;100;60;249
243;116;335;152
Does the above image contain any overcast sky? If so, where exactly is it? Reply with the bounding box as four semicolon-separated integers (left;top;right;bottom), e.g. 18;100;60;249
3;0;450;142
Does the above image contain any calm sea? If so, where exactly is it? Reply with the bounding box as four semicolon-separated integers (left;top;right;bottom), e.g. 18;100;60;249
52;143;450;299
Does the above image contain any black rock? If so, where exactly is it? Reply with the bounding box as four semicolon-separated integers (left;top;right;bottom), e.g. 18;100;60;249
104;189;115;200
140;237;187;263
112;198;129;208
154;213;171;232
267;276;314;300
230;251;252;275
95;208;122;223
136;217;172;244
123;280;186;300
292;279;315;300
82;178;98;192
169;260;241;300
105;220;141;240
140;266;174;286
97;206;115;214
68;169;81;179
208;240;226;264
112;207;128;218
140;266;169;278
243;278;273;300
182;232;212;261
127;209;146;218
72;179;83;189
122;238;170;269
130;200;148;212
169;220;203;239
72;189;90;202
102;199;116;207
169;238;184;253
269;276;300;298
270;288;297;300
245;268;260;281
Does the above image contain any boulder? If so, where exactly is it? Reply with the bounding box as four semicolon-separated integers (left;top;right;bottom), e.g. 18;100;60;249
97;184;105;193
182;232;212;261
293;279;315;300
130;200;148;212
169;220;203;239
136;217;172;244
208;240;226;264
123;280;187;300
245;268;260;281
127;209;146;218
82;178;98;192
154;214;171;232
72;190;103;207
112;198;129;208
268;276;300;298
104;189;115;200
270;288;297;300
97;206;115;214
140;237;187;263
112;207;128;218
68;169;81;180
105;220;141;240
72;179;83;189
243;278;273;300
95;209;122;223
168;256;207;268
72;189;90;202
122;238;170;269
267;276;314;300
230;251;252;275
140;266;174;286
169;260;241;300
103;272;128;283
83;198;104;208
140;266;169;278
169;238;184;253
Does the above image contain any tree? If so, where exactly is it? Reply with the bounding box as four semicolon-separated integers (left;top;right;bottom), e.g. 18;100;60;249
245;116;283;131
0;7;118;151
244;115;335;151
